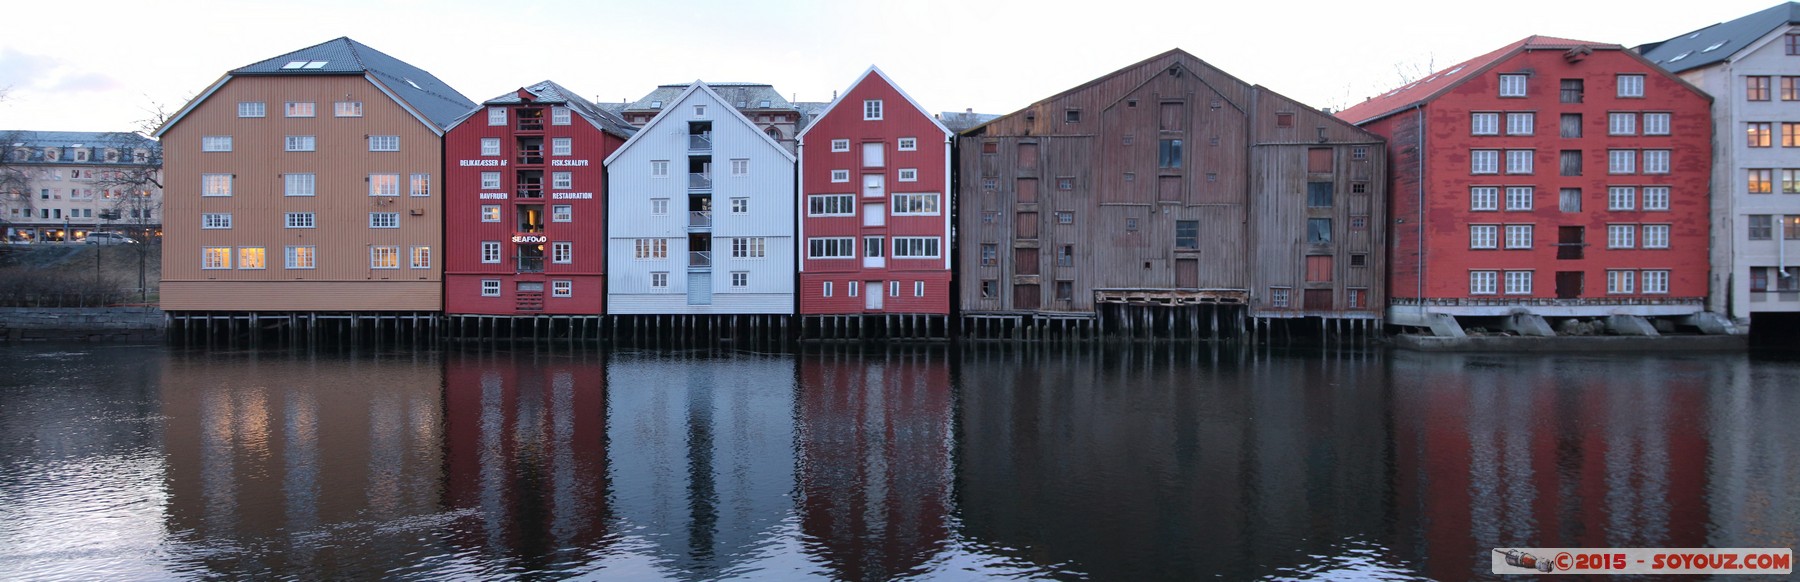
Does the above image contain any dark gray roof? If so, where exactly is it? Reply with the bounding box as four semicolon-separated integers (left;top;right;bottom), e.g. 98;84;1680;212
473;80;637;138
622;82;798;114
232;37;475;128
938;110;1000;132
1640;2;1800;72
2;130;158;165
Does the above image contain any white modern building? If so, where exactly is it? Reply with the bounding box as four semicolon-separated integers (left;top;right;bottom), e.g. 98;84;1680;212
604;81;797;314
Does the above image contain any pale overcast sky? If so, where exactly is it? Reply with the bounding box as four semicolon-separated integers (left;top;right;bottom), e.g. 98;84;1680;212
0;0;1785;134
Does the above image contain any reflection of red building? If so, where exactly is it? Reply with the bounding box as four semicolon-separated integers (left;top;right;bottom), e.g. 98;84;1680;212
443;352;611;553
796;350;953;579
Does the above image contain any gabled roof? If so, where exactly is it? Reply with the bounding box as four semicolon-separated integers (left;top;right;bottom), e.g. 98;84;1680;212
1336;36;1621;125
622;82;798;114
1639;2;1800;73
2;130;158;165
603;81;797;166
958;48;1247;135
449;80;636;138
796;66;951;141
938;110;1000;133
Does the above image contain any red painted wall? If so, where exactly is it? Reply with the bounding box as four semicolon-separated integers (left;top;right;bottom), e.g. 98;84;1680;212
799;70;952;315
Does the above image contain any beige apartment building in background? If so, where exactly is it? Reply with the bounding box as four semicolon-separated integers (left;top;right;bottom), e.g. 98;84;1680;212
155;37;475;312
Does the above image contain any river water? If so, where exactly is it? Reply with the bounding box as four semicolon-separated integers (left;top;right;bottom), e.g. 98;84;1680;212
0;343;1795;580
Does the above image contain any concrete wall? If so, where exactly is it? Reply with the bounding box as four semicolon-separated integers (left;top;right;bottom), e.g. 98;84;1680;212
0;307;164;341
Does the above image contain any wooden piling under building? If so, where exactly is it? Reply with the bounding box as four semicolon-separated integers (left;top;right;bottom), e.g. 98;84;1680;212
798;314;952;342
167;311;442;348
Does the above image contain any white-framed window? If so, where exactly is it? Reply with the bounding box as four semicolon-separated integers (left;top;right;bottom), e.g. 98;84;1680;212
1642;186;1669;211
1617;74;1645;98
1504;270;1532;295
1505;150;1533;174
552;172;572;189
1608;224;1636;248
238;101;265;118
830;139;850;152
823;281;833;297
1471;150;1499;174
863;99;883;120
1504;224;1533;249
892;192;941;215
731;272;749;288
410;173;430;197
888;280;900;297
651;160;669;177
410;246;431;269
551;242;572;263
369;212;400;228
367;135;399;151
202;136;233;152
731;237;766;258
1609;186;1636;210
481;205;501;222
551;137;571;156
1499;74;1527;97
335;101;363;117
849;281;860;297
865;236;884;259
369;173;400;196
481;280;501;296
1608;270;1635;294
1642;224;1670;248
730;197;748;213
650;272;669;288
863;142;885;167
898;137;918;151
1470;270;1498;294
1470;225;1498;249
284;173;315;197
1608;150;1636;174
285;102;315;117
285;135;316;152
692;104;706;117
481;172;501;190
1505;186;1533;211
481;241;502;263
488;107;506;126
1643;113;1671;135
202;213;232;229
651;198;669;215
285;212;315;228
634;238;668;260
1470;186;1499;211
202;247;231;270
831;169;850;182
914;281;925;297
730;158;749;176
202;173;233;197
1506;112;1534;135
1608;112;1637;135
481;138;501;156
807;237;855;258
898;168;918;182
552;280;572;297
808;194;855;216
551;107;571;126
1641;270;1669;294
370;246;399;269
285;246;315;269
1642;150;1669;174
892;237;941;258
552;204;572;222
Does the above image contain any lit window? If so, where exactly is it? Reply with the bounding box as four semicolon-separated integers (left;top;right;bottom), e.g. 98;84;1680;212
863;99;883;120
552;205;572;222
285;102;315;117
1748;76;1772;101
285;246;315;269
481;205;501;222
201;247;233;269
1748;122;1772;147
330;101;361;117
409;173;430;197
285;212;314;228
285;136;316;152
369;174;400;196
202;136;232;152
1749;169;1774;193
201;173;233;197
369;212;400;228
238;102;265;117
552;280;572;297
409;246;431;269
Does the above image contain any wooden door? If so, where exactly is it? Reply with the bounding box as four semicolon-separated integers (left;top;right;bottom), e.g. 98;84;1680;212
866;281;883;310
1176;258;1198;288
1556;271;1583;299
1558;226;1584;259
1303;289;1332;311
1014;284;1040;310
1015;212;1037;239
1014;248;1039;275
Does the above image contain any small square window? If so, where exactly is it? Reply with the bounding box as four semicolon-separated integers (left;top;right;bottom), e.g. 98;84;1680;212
1275;112;1294;128
863;100;883;120
898;137;917;151
552;107;571;125
552;205;572;222
732;272;749;287
481;280;501;297
552;280;573;297
831;139;850;152
1066;109;1081;123
1057;177;1074;190
898;168;918;182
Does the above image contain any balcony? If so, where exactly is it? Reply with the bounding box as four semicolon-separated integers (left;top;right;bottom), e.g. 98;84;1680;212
516;256;545;273
689;134;712;151
516;184;543;199
516;147;544;166
689;250;712;270
689;173;712;191
688;210;712;231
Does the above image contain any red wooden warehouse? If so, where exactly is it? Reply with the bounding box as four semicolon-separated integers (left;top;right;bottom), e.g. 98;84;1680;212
443;81;635;323
1338;37;1722;336
796;67;953;335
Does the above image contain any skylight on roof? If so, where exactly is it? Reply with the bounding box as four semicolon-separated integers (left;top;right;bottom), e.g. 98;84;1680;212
1670;51;1691;62
404;77;422;89
303;61;327;69
282;61;307;69
1703;41;1728;52
650;100;663;109
282;60;329;69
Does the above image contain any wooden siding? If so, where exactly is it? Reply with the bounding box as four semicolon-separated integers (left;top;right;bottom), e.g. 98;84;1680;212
161;281;440;311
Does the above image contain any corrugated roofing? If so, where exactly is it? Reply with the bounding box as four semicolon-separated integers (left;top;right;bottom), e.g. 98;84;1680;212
622;82;797;113
1639;2;1800;73
1336;36;1614;125
2;130;158;164
231;37;475;128
472;80;636;138
938;110;999;132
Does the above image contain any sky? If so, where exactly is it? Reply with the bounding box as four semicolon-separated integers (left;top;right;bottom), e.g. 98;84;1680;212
0;0;1787;134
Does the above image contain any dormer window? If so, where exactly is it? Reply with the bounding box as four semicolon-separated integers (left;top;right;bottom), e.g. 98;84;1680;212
650;100;663;109
759;100;772;108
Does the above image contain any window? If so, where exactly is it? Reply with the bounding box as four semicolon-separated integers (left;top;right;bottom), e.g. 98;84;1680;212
475;138;501;157
892;237;941;258
651;199;669;215
1609;113;1637;136
1505;186;1533;211
481;241;502;263
1499;74;1527;97
899;168;918;182
1350;254;1368;268
1749;122;1773;147
551;107;571;125
808;237;854;259
1789;33;1800;55
285;135;316;152
1561;78;1585;103
1642;150;1669;174
411;246;431;269
285;102;315;117
202;136;233;152
480;205;501;222
202;174;232;197
1504;271;1532;295
1642;187;1669;210
552;205;571;222
1749;169;1774;193
1642;224;1670;249
1786;77;1800;101
1505;150;1533;174
892;193;940;215
650;272;670;288
1608;224;1636;248
722;197;744;214
285;246;315;269
1055;211;1074;225
911;281;925;298
1471;150;1499;174
633;238;668;260
831;169;850;182
651;160;669;177
1352;146;1367;160
551;242;572;263
488;107;506;126
1159;139;1183;168
202;213;231;229
285;212;315;228
730;237;766;259
1270;287;1292;307
238;101;265;117
862;143;884;167
831;139;850;152
982;177;997;190
202;247;231;270
808;194;854;216
1608;150;1635;174
1471;225;1498;249
370;246;399;269
1616;74;1645;98
1471;112;1499;135
1470;271;1498;294
1749;215;1773;240
1275;112;1295;128
481;172;501;189
550;280;572;297
1608;270;1635;294
403;173;428;197
481;280;501;296
732;272;749;288
279;172;314;197
1307;182;1333;207
1787;124;1800;148
1471;187;1499;211
1608;186;1636;210
1748;76;1772;101
369;212;400;228
863;236;884;260
1641;270;1669;294
544;171;568;189
369;174;400;196
1175;220;1199;249
1506;112;1534;135
1065;109;1081;123
552;138;571;156
730;158;749;176
898;137;917;151
1505;224;1533;249
1307;218;1332;244
1643;113;1671;135
335;101;363;117
979;243;998;267
863;99;883;120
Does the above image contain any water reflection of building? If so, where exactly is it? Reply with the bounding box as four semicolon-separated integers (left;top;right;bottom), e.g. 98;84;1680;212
606;353;797;579
955;346;1394;579
442;351;612;568
1706;355;1800;553
160;352;445;576
1388;352;1711;580
795;348;953;580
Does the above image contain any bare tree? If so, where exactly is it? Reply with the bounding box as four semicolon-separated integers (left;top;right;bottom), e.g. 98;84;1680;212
85;101;170;302
0;130;34;243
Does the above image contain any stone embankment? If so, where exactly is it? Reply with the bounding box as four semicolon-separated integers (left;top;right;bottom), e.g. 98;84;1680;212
0;307;164;342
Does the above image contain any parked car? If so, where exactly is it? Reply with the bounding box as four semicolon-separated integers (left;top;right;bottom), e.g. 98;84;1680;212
84;232;137;245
